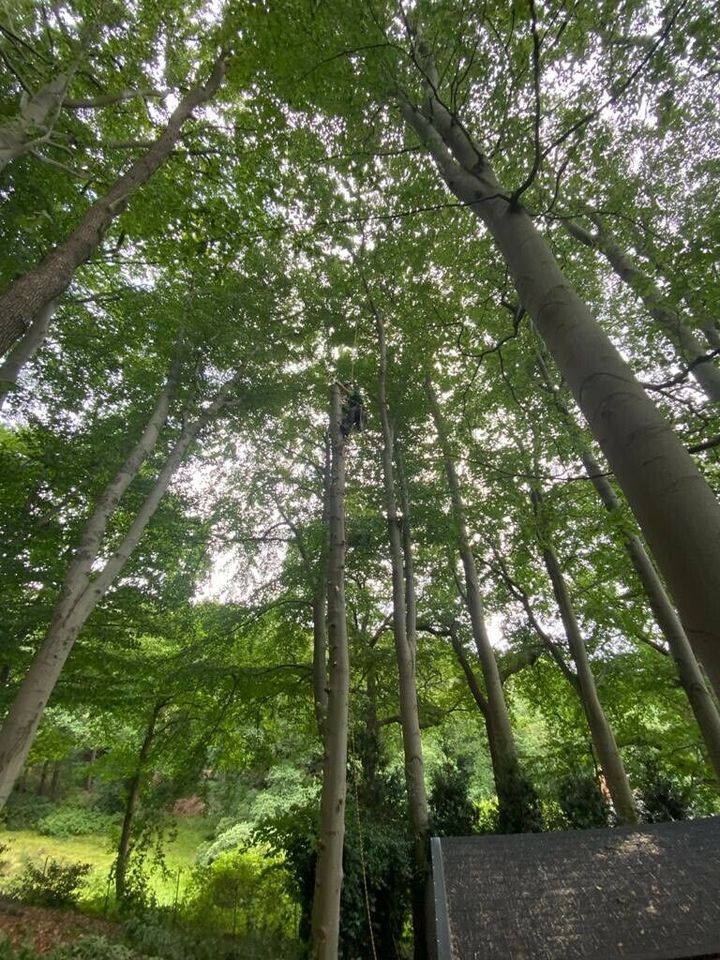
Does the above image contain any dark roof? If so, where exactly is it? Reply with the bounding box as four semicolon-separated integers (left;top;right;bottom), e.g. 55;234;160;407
431;816;720;960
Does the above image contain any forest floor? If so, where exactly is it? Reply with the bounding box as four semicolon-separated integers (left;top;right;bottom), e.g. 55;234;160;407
0;816;210;906
0;897;120;954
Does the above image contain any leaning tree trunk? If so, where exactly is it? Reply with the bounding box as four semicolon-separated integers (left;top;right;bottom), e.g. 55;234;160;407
375;306;429;960
399;67;720;696
0;374;236;810
0;52;229;361
0;302;55;409
310;384;351;960
534;351;720;780
115;702;164;902
562;217;720;403
531;489;638;824
425;376;536;831
580;449;720;782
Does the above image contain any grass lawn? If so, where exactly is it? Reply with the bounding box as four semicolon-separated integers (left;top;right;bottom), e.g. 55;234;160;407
0;816;213;906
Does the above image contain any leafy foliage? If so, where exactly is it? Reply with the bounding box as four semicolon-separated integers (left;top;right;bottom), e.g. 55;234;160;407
11;858;91;907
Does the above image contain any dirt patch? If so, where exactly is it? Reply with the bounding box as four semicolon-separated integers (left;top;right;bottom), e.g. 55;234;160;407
0;897;119;954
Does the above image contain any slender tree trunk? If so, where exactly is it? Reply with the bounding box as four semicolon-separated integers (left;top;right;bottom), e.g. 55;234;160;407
0;302;55;409
534;352;720;780
447;624;490;721
49;761;62;800
0;52;229;361
312;435;332;737
530;490;638;823
311;384;351;960
84;749;97;793
396;444;418;657
37;760;49;797
115;702;163;902
580;449;720;781
562;217;720;402
375;308;429;960
425;377;536;830
399;75;720;696
0;375;236;810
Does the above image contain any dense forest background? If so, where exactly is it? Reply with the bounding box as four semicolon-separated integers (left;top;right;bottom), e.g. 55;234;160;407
1;1;719;958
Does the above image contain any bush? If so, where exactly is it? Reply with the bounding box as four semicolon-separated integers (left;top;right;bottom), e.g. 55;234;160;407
11;857;91;907
196;822;252;866
37;806;117;838
255;788;412;959
183;848;295;938
638;763;691;822
1;794;53;830
556;772;610;829
429;757;478;836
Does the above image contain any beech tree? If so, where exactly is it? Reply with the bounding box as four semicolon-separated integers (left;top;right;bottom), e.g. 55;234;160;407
310;384;351;960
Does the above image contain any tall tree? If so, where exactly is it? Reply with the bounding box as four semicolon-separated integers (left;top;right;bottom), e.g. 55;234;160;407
529;485;638;824
396;34;720;695
0;365;240;808
532;348;720;781
374;299;430;958
311;383;352;960
0;50;229;364
425;375;540;832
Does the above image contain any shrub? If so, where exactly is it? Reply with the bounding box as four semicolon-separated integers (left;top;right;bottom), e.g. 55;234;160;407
11;857;91;907
429;757;478;836
638;763;691;822
1;794;53;830
37;806;117;838
196;822;252;866
556;772;610;829
183;849;295;937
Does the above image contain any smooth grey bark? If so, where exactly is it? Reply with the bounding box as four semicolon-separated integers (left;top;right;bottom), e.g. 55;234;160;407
399;73;720;696
531;489;638;824
0;372;237;810
0;302;55;409
424;376;527;820
396;443;418;658
562;217;720;402
376;307;429;960
534;352;720;780
311;384;351;960
312;436;331;736
0;52;229;360
115;701;164;902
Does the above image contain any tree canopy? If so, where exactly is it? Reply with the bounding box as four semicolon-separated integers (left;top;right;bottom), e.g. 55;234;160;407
1;1;720;958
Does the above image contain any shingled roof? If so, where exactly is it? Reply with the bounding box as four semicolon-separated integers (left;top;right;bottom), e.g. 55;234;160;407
430;816;720;960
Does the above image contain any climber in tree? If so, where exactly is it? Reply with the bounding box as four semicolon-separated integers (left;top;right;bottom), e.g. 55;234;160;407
340;383;367;437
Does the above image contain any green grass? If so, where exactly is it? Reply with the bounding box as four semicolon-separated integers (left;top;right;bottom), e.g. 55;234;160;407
0;816;212;906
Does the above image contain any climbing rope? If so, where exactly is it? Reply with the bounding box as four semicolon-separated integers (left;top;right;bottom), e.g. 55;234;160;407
350;729;377;960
